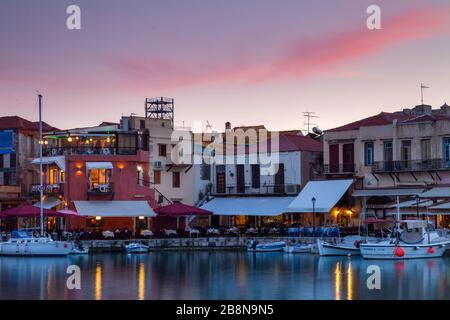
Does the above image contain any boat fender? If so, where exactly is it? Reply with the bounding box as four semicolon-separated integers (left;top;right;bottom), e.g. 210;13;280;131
354;240;360;248
64;243;68;248
394;247;405;257
427;247;435;254
414;246;419;250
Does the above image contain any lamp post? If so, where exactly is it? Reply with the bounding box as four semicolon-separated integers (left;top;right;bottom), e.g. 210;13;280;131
312;197;316;237
415;194;420;219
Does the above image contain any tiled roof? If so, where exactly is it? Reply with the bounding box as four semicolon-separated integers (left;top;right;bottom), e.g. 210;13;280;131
0;116;58;131
278;135;323;152
326;112;412;132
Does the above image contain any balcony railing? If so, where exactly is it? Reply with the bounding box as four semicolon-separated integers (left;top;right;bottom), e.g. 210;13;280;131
31;183;64;194
324;163;356;174
372;159;450;173
212;183;300;195
87;183;114;195
43;147;138;156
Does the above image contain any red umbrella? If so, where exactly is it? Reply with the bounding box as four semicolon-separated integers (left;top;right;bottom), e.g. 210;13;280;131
1;205;67;218
154;203;213;217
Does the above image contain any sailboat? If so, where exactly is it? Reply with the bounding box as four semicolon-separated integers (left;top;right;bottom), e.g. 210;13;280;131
0;94;71;256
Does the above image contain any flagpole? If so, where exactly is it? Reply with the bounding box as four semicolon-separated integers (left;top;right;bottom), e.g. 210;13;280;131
420;83;424;105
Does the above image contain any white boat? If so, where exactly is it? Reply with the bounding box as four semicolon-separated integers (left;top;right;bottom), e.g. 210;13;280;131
283;243;312;253
317;238;361;256
360;220;450;260
0;231;72;256
247;240;285;252
126;243;149;254
70;244;89;255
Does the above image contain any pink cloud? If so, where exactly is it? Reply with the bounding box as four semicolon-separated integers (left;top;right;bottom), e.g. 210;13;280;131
110;5;450;90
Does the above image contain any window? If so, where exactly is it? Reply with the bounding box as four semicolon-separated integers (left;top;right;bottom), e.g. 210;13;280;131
421;139;431;160
153;170;161;184
443;138;450;164
49;168;58;184
251;164;260;188
172;171;180;188
401;140;411;162
139;120;146;129
200;163;211;180
364;142;374;166
60;171;65;183
158;144;167;157
88;169;111;189
383;141;393;161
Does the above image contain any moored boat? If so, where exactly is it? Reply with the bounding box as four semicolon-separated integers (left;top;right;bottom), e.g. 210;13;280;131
317;238;361;256
247;240;285;252
126;243;149;254
283;243;312;253
0;230;72;256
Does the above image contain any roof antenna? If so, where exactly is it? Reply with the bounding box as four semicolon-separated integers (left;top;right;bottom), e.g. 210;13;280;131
420;83;429;105
303;111;319;134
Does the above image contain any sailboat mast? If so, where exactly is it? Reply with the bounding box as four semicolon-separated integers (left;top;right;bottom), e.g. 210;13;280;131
38;94;44;237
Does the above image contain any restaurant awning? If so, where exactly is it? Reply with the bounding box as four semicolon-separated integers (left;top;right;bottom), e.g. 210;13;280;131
286;179;353;213
420;187;450;198
33;197;62;209
352;188;424;197
1;205;67;218
31;156;65;171
86;162;113;170
155;203;212;217
74;201;156;217
429;201;450;210
384;199;434;209
200;197;296;216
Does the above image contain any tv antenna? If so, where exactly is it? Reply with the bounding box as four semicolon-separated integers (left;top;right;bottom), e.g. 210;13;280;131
303;111;319;133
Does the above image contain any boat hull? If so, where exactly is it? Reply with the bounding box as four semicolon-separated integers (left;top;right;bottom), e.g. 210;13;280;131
247;241;285;252
283;245;312;253
317;239;361;256
0;241;71;256
360;242;449;260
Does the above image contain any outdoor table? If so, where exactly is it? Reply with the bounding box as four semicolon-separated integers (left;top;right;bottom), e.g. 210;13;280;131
246;228;258;234
207;228;220;235
102;231;114;238
164;229;177;237
141;229;153;237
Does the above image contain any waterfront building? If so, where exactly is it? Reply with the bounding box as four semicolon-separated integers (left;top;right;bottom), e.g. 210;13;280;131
0;116;57;214
31;122;156;234
322;103;450;228
201;122;323;228
120;97;210;207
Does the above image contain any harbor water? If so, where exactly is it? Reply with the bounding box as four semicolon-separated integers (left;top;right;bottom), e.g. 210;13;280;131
0;251;448;300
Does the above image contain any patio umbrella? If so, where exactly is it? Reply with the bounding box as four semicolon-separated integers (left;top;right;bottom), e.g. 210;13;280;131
1;204;68;218
154;203;213;229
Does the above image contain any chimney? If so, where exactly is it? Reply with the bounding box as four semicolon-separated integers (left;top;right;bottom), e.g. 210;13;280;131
225;121;231;133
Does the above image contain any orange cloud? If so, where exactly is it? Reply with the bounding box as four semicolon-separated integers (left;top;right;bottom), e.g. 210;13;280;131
110;5;450;91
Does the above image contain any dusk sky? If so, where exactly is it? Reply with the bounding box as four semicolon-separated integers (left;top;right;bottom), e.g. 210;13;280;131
1;0;450;131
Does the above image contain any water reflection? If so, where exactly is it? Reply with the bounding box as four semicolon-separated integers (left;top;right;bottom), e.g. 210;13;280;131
95;264;102;300
0;252;448;300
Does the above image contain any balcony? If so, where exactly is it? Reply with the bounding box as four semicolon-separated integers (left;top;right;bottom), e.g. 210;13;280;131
324;163;356;175
43;147;138;157
372;159;449;173
87;183;114;199
31;183;64;195
212;183;300;195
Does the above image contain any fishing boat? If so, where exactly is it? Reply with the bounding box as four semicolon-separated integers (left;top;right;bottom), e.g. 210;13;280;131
317;236;363;256
0;94;71;257
283;243;312;253
247;240;285;252
126;243;149;254
360;220;450;259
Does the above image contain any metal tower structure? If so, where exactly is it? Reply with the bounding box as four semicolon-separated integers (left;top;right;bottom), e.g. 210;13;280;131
303;111;319;134
145;97;174;125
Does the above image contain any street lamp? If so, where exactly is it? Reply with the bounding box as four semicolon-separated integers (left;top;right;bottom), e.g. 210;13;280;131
415;194;420;218
312;197;316;237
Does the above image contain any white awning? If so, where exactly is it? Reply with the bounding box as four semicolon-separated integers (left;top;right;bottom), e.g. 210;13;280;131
384;199;434;209
352;188;424;197
286;179;353;213
33;197;62;209
86;162;113;170
200;197;296;216
74;201;156;217
429;201;450;210
420;187;450;198
31;156;65;171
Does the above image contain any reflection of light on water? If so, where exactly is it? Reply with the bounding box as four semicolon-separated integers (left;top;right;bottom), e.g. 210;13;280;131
95;264;102;300
334;262;341;300
347;261;353;300
138;262;145;300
